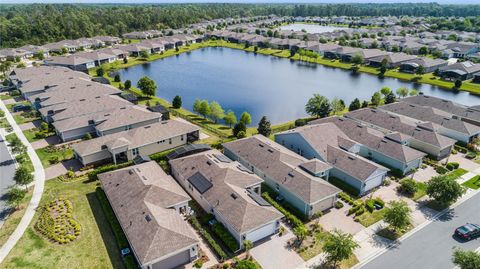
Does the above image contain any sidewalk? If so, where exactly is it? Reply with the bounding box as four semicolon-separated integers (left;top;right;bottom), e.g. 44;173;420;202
0;100;45;263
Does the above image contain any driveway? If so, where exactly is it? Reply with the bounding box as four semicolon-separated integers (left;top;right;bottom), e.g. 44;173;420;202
18;120;42;131
251;225;304;269
44;159;83;180
317;203;364;234
411;166;438;183
31;135;61;149
448;154;480;172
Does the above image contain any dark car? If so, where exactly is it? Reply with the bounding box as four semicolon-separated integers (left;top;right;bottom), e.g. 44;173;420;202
12;104;31;112
455;223;480;240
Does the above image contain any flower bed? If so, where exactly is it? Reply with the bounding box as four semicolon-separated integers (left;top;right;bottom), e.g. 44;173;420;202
35;197;81;244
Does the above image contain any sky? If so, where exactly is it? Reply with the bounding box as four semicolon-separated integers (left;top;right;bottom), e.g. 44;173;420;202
1;0;479;4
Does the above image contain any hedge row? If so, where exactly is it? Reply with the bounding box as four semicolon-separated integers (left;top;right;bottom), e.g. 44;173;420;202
188;217;228;260
212;222;239;252
446;162;460;171
87;161;133;181
261;192;305;230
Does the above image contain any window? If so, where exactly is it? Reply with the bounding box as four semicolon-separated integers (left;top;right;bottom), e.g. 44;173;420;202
132;148;139;156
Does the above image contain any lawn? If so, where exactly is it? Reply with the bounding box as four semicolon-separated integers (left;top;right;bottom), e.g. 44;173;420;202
0;94;13;100
1;178;125;269
23;129;55;143
356;208;387;227
376;224;413;241
35;146;74;168
444;168;468;180
412;182;427;201
0;189;33;247
463;175;480;190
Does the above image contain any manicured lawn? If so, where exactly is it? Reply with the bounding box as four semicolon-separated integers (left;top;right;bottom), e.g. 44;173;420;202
412;182;427;201
0;94;13;100
35;147;74;168
445;168;468;180
463;175;480;190
0;189;33;247
2;178;125;269
357;208;387;227
23;129;55;143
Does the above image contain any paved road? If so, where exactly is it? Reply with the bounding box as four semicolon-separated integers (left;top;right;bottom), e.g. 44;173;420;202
360;192;480;269
0;137;16;223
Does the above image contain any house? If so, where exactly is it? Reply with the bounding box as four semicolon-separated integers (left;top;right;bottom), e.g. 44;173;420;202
309;117;425;175
344;49;389;63
119;44;151;57
345;108;456;160
97;47;128;59
438;61;480;81
98;161;199;269
380;102;480;143
28;79;121;109
18;45;49;58
73;120;199;166
77;51;117;66
39;95;133;123
399;57;448;73
52;105;162;142
223;135;340;218
306;43;340;57
123;31;152;39
368;53;417;68
93;36;121;45
8;66;90;98
44;55;95;71
401;95;480;127
169;149;283;248
275;123;389;196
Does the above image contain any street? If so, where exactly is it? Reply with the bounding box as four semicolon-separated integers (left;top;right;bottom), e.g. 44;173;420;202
0;136;16;225
360;192;480;269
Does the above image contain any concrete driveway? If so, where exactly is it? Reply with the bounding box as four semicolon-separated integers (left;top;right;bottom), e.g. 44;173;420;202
31;135;61;149
44;159;83;180
18;120;43;131
448;153;480;172
411;166;438;183
250;225;304;269
317;203;364;234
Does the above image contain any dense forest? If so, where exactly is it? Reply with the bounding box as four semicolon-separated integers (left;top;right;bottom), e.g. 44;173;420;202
1;3;480;48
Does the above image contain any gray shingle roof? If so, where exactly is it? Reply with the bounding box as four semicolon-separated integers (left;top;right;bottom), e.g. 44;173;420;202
98;161;197;266
169;149;283;234
223;135;339;204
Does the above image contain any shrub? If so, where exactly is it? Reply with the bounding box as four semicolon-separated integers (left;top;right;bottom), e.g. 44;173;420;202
294;118;307;127
193;260;204;268
446;162;459;171
212;222;238;252
365;200;375;213
398;178;417;196
236;131;246;139
335;201;344;209
466;152;476;159
261;192;305;230
435;166;449;174
189;217;227;260
355;207;365;216
454;145;468;153
374;198;385;208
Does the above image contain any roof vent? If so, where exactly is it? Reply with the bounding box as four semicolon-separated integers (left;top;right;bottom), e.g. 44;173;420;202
128;170;134;175
348;156;355;160
207;161;212;166
230;193;238;199
142;176;147;181
288;172;294;178
95;96;100;99
120;107;127;110
259;144;264;147
79;99;86;101
144;126;151;129
101;145;107;150
145;215;152;222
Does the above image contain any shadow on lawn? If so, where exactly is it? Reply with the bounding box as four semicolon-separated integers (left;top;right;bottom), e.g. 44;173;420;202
86;192;126;269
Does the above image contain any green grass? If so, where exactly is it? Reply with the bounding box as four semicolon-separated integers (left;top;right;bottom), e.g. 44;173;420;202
0;94;13;100
412;182;427;201
35;147;74;168
463;175;480;190
0;189;33;247
23;129;55;143
2;178;125;269
357;209;387;227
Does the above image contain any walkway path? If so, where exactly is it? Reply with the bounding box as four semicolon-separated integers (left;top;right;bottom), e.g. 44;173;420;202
0;129;17;229
0;100;45;263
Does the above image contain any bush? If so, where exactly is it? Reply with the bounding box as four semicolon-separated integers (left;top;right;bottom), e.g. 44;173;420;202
236;131;246;139
261;192;304;230
446;162;459;171
435;166;449;174
189;217;227;260
454;144;468;154
294;118;307;127
212;222;238;252
374;198;385;208
466;152;476;159
87;162;132;181
193;260;204;268
365;199;375;213
335;201;344;209
398;178;417;196
355;207;365;216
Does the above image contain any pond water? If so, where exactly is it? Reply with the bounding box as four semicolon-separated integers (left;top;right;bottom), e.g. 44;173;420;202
118;47;480;125
278;23;347;33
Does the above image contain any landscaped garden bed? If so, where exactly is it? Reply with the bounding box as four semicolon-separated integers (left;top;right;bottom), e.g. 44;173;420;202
376;224;413;241
35;145;74;167
35;197;81;244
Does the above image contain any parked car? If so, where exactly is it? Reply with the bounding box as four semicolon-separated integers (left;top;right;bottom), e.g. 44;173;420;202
454;223;480;240
12;104;31;112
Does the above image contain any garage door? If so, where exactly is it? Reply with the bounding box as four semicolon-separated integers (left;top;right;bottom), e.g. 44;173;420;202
152;249;190;269
245;222;277;243
364;174;384;193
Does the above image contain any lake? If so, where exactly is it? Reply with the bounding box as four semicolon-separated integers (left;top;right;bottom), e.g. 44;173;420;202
118;47;480;125
278;23;346;33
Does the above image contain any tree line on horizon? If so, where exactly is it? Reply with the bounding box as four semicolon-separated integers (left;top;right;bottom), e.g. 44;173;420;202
1;3;480;48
